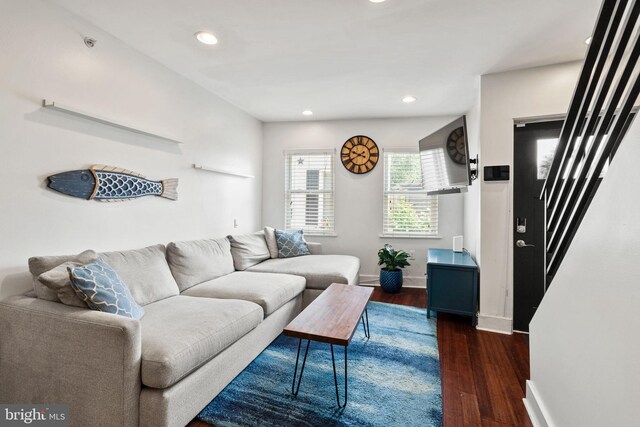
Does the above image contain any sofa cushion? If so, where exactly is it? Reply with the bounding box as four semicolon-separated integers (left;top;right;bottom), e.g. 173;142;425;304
275;229;310;258
182;271;305;316
228;232;270;270
140;296;263;388
246;255;360;290
68;259;145;319
166;238;235;291
100;245;179;306
263;226;279;258
306;242;322;255
28;250;98;303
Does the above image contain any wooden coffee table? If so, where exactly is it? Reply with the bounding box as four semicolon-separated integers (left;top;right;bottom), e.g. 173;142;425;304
283;283;373;408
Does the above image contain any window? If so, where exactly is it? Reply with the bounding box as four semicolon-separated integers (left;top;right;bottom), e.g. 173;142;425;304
285;150;335;235
383;150;438;237
537;136;609;181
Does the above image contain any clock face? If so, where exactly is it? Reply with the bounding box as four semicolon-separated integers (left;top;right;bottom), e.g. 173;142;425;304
340;135;379;174
446;127;467;165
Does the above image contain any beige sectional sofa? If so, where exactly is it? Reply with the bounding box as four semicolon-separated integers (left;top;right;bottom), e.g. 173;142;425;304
0;233;360;427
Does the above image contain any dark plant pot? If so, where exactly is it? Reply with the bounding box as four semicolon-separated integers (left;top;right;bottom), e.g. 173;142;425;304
380;268;403;293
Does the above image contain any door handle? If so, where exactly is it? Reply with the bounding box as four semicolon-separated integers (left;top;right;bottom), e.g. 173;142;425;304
516;240;535;248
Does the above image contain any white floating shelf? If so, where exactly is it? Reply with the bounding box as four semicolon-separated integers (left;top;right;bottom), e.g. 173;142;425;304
42;99;184;145
193;164;254;179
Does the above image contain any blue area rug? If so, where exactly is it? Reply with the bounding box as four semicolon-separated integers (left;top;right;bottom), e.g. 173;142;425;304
197;301;442;426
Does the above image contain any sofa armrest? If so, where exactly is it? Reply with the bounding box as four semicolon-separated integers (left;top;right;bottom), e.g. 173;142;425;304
0;296;141;427
306;242;322;255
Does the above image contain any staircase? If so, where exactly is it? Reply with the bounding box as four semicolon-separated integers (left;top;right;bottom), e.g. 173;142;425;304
541;0;640;279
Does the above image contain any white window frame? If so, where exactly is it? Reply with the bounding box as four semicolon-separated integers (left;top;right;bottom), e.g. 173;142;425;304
284;149;336;236
381;148;440;238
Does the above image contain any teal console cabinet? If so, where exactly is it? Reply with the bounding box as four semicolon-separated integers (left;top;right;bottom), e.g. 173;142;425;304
426;248;479;326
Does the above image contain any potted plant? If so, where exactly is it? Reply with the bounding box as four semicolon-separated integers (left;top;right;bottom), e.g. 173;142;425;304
378;244;411;293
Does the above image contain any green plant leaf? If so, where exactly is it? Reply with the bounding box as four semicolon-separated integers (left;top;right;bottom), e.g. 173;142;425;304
378;246;411;270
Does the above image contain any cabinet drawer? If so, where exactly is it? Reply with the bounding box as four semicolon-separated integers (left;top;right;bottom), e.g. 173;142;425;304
428;267;476;313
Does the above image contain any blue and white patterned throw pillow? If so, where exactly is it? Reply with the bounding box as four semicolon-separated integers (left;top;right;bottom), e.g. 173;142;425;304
275;229;310;258
68;259;144;319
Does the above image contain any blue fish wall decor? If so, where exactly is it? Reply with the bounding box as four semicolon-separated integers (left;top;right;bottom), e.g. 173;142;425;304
47;165;178;201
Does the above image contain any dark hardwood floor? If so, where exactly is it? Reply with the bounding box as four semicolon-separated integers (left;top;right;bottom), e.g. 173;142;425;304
372;287;532;427
191;287;532;427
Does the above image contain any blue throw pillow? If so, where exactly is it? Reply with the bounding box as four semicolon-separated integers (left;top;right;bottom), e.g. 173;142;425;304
275;229;310;258
68;259;144;319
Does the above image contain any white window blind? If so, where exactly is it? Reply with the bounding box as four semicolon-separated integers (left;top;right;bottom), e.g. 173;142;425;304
383;150;438;237
285;150;335;235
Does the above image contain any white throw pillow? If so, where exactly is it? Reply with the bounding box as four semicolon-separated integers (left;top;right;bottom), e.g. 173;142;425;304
38;261;93;308
29;249;98;305
263;226;279;258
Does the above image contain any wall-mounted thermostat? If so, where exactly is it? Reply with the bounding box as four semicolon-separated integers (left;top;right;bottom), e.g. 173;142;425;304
484;165;510;181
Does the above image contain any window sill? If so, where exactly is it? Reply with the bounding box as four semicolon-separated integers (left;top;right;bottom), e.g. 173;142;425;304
304;233;338;237
379;234;442;239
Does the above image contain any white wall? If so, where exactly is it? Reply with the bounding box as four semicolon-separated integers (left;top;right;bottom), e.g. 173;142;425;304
0;0;263;299
526;113;640;427
463;83;481;263
262;117;465;285
477;62;581;333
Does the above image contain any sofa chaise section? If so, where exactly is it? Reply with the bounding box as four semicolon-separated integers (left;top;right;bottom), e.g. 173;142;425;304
247;254;360;289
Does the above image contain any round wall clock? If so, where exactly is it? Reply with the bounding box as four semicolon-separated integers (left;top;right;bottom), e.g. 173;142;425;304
340;135;379;174
446;127;467;165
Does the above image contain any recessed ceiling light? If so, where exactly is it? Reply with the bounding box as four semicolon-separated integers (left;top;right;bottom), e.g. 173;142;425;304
302;110;313;116
369;0;386;3
195;31;218;45
585;36;592;45
402;96;417;103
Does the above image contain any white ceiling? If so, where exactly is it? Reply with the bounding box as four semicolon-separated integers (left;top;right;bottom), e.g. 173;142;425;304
53;0;601;122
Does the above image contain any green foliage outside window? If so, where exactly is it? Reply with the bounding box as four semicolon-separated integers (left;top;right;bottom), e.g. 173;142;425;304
388;196;432;233
386;152;434;234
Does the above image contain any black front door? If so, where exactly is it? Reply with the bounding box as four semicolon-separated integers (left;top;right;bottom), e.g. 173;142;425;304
513;120;563;332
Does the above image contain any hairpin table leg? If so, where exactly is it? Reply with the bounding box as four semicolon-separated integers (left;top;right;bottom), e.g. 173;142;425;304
330;344;348;408
291;339;310;396
361;307;370;339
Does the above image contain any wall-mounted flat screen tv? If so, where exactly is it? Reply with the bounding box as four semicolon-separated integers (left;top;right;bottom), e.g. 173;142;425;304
419;115;473;195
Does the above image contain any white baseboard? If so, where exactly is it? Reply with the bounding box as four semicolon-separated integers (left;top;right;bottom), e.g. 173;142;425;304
358;274;381;286
476;313;513;334
524;381;554;427
359;274;426;288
